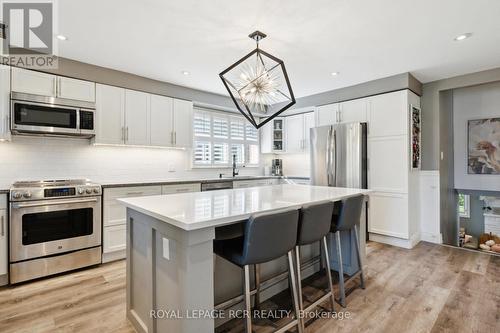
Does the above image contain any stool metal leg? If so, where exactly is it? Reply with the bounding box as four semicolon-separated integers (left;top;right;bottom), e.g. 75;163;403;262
287;251;304;333
294;246;305;333
322;236;336;312
353;225;365;289
254;264;261;308
243;265;252;333
335;231;346;307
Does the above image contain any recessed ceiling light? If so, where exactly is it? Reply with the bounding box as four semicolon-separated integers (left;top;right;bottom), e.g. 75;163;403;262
454;33;472;41
56;34;67;41
331;72;339;76
182;71;190;76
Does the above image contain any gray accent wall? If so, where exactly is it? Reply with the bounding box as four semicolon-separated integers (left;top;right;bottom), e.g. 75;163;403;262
292;73;422;109
26;57;236;109
421;67;500;170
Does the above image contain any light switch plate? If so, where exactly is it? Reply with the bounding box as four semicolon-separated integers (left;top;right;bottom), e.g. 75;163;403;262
168;164;175;172
162;237;170;260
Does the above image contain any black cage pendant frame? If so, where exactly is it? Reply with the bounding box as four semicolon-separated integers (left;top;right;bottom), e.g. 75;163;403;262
219;37;296;129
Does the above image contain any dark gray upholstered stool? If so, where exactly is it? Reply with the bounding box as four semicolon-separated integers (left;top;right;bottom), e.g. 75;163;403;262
295;201;336;331
214;208;303;333
331;195;366;307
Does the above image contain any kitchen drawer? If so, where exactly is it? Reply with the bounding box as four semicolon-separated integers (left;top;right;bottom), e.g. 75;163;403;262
161;183;200;194
104;185;161;201
103;186;161;226
103;224;126;254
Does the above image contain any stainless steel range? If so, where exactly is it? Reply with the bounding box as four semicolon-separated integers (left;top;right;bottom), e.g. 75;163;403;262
9;179;102;283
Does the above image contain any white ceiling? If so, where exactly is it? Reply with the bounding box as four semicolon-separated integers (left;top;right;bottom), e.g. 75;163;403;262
57;0;500;98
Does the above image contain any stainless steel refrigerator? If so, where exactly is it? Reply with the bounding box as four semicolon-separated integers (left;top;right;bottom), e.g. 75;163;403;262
310;122;367;276
310;122;367;188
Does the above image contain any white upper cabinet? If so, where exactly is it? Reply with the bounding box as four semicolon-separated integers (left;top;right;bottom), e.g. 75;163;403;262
0;65;10;141
95;83;193;148
172;99;193;148
12;67;95;102
368;90;408;137
315;103;339;126
303;112;315;152
285;114;304;153
125;90;150;146
96;84;125;144
339;98;367;123
150;94;174;146
57;77;96;102
284;112;315;153
12;67;56;96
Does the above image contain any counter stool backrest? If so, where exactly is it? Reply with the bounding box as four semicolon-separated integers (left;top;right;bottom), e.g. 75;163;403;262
333;195;364;232
242;208;299;265
297;201;335;246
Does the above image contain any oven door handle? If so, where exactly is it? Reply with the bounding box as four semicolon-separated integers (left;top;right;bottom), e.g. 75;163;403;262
12;198;98;209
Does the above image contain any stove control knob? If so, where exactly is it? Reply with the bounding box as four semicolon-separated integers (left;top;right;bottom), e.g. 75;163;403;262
23;192;32;199
93;188;100;194
85;188;92;194
78;188;85;195
12;192;22;199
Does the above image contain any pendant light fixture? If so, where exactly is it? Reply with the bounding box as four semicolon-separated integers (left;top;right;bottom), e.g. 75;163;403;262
219;31;295;129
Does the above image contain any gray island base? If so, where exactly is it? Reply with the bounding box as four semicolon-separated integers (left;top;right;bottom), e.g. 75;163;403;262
119;184;370;333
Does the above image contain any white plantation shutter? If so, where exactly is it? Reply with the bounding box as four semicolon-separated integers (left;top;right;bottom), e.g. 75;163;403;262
231;144;244;164
213;142;228;164
193;112;211;137
213;117;228;139
247;144;259;165
192;108;258;167
230;118;245;140
245;124;258;141
194;141;211;164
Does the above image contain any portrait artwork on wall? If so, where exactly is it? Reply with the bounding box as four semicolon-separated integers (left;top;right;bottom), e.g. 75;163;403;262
468;117;500;174
410;105;421;170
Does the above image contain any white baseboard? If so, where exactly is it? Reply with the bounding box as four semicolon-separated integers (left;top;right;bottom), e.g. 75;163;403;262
420;232;443;244
369;232;420;249
102;250;126;263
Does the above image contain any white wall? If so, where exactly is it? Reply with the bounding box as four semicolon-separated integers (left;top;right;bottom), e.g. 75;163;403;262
453;82;500;191
0;136;262;189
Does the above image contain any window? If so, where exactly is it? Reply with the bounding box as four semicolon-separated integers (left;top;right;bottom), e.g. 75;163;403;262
193;108;260;167
458;193;470;218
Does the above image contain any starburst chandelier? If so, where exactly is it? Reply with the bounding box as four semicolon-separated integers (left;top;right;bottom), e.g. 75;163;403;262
219;31;295;129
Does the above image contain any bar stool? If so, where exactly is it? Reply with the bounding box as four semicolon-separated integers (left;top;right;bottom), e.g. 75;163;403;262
295;201;336;331
214;208;303;333
331;195;366;307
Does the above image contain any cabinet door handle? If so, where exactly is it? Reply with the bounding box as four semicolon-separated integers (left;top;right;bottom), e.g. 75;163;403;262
174;131;177;145
1;215;4;237
53;78;58;97
121;126;125;141
126;127;129;142
126;191;144;196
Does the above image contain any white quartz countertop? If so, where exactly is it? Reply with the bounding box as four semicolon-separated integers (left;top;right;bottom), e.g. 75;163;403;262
118;184;371;231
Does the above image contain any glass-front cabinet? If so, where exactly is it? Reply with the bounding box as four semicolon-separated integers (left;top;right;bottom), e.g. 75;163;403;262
260;117;285;153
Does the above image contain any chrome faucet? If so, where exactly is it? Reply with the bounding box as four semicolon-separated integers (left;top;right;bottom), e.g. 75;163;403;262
232;154;239;177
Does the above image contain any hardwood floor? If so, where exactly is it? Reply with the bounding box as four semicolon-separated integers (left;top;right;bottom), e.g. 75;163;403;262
0;242;498;333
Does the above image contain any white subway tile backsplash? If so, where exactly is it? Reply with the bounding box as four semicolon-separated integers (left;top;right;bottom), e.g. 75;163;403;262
0;136;262;189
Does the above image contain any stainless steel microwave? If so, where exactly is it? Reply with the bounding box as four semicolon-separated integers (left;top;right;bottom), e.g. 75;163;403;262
10;92;96;138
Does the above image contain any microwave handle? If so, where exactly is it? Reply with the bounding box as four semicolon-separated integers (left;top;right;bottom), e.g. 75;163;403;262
12;198;98;209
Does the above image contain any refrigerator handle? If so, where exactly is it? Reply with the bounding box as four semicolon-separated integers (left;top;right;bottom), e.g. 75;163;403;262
331;129;337;186
326;127;334;186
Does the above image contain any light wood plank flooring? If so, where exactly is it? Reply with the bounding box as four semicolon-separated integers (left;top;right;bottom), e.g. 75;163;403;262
0;242;498;333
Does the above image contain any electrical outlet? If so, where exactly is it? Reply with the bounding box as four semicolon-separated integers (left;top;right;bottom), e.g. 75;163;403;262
168;164;175;172
162;237;170;260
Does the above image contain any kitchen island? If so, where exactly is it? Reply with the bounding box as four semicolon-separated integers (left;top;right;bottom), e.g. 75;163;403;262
118;184;370;333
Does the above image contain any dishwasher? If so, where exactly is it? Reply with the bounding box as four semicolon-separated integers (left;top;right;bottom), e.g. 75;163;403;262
201;180;244;240
201;181;233;192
